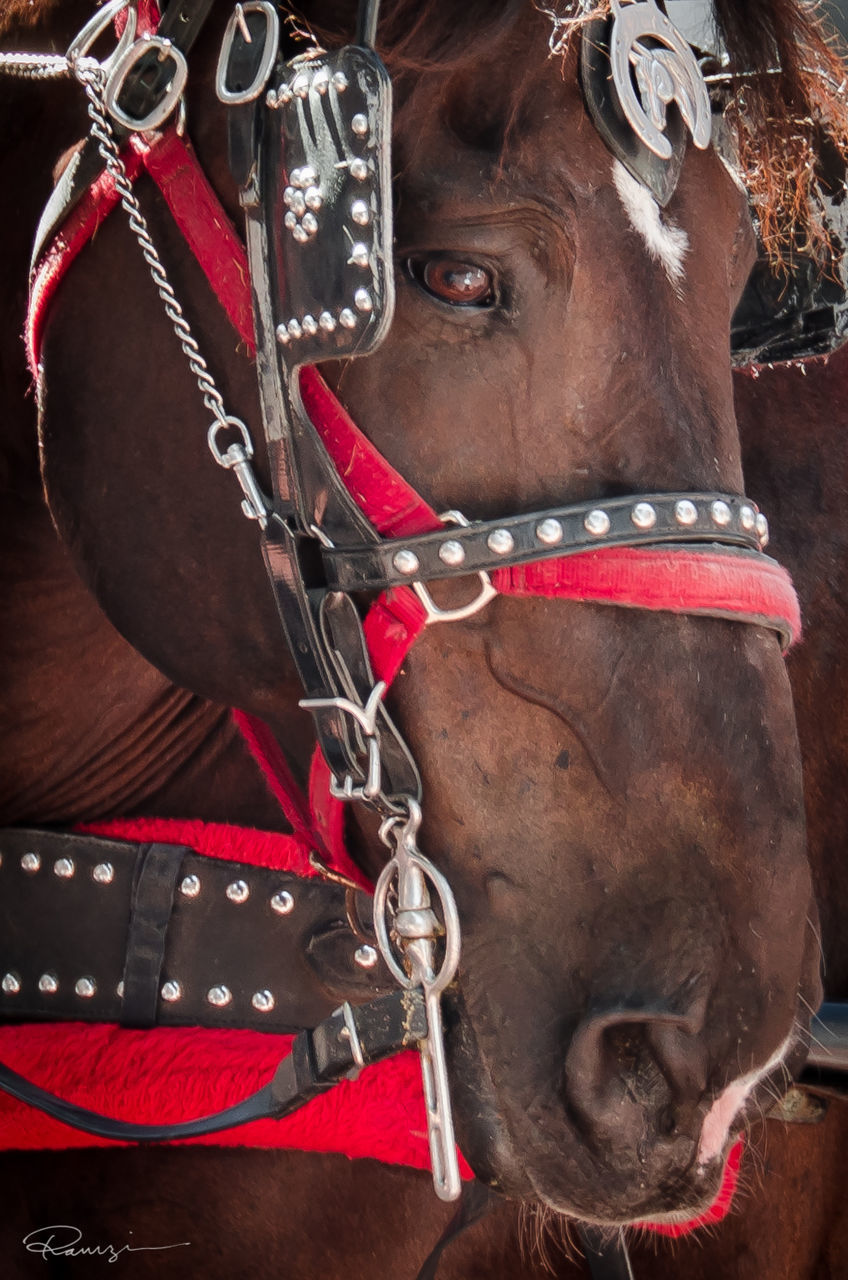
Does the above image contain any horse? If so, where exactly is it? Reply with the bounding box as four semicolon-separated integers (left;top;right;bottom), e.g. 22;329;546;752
1;0;846;1275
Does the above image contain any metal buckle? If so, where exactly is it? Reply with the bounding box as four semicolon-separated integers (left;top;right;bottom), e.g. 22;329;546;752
300;681;388;802
216;1;280;105
412;511;497;625
67;0;138;76
104;34;188;132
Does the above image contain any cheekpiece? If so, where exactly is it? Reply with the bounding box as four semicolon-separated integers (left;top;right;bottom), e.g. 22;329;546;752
581;0;711;205
266;44;394;367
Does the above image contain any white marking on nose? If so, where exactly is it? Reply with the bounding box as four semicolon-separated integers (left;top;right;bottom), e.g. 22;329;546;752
697;1031;793;1167
612;160;689;288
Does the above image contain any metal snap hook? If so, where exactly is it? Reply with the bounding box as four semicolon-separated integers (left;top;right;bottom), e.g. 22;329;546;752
216;0;280;105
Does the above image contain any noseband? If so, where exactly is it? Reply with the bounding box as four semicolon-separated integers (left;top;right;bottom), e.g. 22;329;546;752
0;0;811;1239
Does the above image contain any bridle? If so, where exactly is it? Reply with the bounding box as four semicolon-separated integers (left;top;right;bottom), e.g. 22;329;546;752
0;1;840;1269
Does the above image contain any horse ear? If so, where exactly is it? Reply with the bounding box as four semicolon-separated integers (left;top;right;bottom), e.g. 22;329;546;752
579;15;686;207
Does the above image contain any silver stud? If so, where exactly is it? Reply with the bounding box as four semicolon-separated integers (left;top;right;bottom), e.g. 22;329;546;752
354;944;379;970
300;165;317;187
287;318;303;339
487;528;515;556
318;311;336;333
21;852;41;873
265;87;279;109
38;973;58;994
304;186;323;211
2;973;21;995
292;225;309;244
271;889;295;915
349;157;368;181
393;549;420;576
276;323;291;346
53;857;74;879
351;199;370;226
740;504;756;532
438;539;466;567
226;879;250;904
207;985;232;1008
290;190;306;217
339;308;357;329
755;513;769;546
92;862;114;884
116;980;125;999
278;83;292;105
354;288;373;313
283;185;295;206
631;502;657;530
349;242;370;268
313;68;329;94
351;112;369;137
674;499;698;526
75;977;96;999
161;979;183;1003
584;509;611;537
710;500;732;527
302;212;318;236
284;211;297;230
331;71;348;92
301;314;318;336
180;874;201;898
289;167;303;187
292;72;310;98
536;517;563;546
252;989;275;1012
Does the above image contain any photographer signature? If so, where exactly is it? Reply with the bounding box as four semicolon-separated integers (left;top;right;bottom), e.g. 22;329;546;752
23;1224;190;1264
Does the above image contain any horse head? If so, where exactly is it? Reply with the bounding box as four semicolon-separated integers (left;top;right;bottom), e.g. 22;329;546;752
30;0;831;1227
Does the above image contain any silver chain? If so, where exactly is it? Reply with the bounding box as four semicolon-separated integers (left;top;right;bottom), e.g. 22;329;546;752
0;51;90;80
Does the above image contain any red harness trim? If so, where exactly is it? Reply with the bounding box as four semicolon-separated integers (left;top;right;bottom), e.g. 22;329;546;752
17;123;775;1227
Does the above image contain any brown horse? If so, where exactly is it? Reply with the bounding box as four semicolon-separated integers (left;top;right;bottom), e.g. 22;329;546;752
0;0;846;1275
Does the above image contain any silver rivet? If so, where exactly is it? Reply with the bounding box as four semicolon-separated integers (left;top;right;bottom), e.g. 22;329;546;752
92;862;114;884
354;944;379;970
284;211;297;230
536;517;563;546
674;499;698;526
740;504;756;532
351;112;368;136
301;313;318;336
21;852;41;873
319;311;336;333
38;973;58;994
351;199;370;226
290;191;306;217
755;513;769;546
302;213;318;236
161;980;182;1003
226;879;250;904
116;980;125;999
711;500;732;527
393;549;420;576
252;989;275;1012
631;502;657;530
265;87;278;109
331;71;348;92
2;973;21;995
278;83;292;105
349;157;368;181
354;287;373;313
276;323;291;346
271;889;295;915
438;539;466;567
339;308;357;329
487;528;515;556
313;68;329;94
300;165;317;186
584;509;611;537
349;242;369;268
290;167;303;187
283;185;295;206
287;318;302;339
180;874;201;898
53;857;74;879
292;72;310;98
75;977;96;999
304;186;323;211
292;225;309;244
207;985;232;1008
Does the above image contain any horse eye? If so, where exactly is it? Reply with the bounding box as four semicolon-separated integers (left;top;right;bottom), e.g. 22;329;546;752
408;257;496;307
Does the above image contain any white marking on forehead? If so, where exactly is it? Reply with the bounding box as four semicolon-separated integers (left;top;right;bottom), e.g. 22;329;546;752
697;1030;793;1167
612;159;689;289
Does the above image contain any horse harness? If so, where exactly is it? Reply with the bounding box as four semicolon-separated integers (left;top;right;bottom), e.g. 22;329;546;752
0;2;845;1276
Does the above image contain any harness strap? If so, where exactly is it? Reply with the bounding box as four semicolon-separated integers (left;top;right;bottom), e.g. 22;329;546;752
120;841;186;1027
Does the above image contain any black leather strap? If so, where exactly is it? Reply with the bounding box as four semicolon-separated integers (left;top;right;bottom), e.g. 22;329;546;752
121;841;186;1027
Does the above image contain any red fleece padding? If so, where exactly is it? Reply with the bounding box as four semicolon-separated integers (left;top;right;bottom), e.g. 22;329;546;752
641;1136;744;1236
